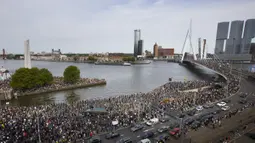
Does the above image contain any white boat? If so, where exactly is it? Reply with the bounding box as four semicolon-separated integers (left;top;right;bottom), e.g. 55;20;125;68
123;62;131;66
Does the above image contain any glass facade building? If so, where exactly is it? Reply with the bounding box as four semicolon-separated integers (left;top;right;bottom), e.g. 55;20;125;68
215;22;229;54
242;19;255;54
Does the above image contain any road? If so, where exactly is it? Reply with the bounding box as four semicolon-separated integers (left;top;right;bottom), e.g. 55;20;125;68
93;78;255;143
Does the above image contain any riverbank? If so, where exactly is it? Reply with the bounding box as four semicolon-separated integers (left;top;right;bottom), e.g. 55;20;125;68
0;77;107;101
18;80;107;96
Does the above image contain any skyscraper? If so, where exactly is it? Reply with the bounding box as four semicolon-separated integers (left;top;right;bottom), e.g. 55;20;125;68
138;40;143;55
214;22;229;54
198;38;201;59
225;20;244;54
134;29;141;57
241;19;255;54
24;39;31;69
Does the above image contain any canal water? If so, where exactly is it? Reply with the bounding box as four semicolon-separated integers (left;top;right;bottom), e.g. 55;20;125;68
0;60;213;106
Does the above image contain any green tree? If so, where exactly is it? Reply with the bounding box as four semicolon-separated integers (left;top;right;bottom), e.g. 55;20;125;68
63;65;80;84
38;68;54;86
10;67;54;90
6;54;15;59
87;56;97;61
122;56;135;62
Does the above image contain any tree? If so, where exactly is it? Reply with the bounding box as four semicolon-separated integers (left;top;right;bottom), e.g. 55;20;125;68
73;55;79;61
87;56;97;61
63;65;80;84
38;68;54;86
10;67;54;90
122;56;135;62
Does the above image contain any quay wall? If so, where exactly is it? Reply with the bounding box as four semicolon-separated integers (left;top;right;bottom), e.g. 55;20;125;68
0;81;107;101
18;81;107;96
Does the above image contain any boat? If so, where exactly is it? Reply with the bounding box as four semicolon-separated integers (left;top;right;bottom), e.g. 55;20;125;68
123;62;131;66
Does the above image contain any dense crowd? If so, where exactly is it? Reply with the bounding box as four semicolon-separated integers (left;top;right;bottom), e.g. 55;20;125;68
0;59;243;142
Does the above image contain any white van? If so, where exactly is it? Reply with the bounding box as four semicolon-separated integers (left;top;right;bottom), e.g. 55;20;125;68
138;138;151;143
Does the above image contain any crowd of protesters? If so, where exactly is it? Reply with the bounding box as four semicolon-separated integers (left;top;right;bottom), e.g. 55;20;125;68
0;59;245;142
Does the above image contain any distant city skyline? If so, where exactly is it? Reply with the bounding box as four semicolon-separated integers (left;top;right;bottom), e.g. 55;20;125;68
1;0;255;54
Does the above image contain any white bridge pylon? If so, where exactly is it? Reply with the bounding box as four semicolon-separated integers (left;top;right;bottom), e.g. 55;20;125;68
181;19;197;62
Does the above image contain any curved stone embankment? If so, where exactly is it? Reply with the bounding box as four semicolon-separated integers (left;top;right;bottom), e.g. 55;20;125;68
0;78;107;101
18;81;107;96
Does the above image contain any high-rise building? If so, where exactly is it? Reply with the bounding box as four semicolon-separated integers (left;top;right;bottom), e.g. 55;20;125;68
153;43;158;57
225;20;244;54
215;22;229;54
24;39;32;69
202;39;206;58
134;29;141;57
138;40;143;56
198;38;201;59
241;19;255;54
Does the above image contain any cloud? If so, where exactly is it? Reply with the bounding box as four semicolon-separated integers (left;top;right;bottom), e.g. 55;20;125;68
0;0;255;54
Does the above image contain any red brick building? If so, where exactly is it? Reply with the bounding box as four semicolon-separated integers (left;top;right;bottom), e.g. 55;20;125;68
158;48;174;58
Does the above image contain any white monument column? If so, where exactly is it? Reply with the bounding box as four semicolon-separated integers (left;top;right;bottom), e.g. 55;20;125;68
24;40;32;69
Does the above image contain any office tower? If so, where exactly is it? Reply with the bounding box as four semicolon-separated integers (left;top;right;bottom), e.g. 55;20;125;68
225;20;244;54
138;40;143;55
153;43;158;57
215;22;229;54
198;38;201;59
134;29;141;57
242;19;255;54
202;39;206;58
24;39;32;69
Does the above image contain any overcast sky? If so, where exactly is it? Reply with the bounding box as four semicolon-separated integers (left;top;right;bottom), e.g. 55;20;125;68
1;0;255;54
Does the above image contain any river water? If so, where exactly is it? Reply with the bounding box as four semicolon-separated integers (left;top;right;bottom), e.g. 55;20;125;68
0;60;213;106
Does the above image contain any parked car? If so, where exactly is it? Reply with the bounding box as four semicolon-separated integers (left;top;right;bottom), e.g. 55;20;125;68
191;121;201;129
196;105;203;111
157;126;169;133
141;131;154;139
131;124;144;132
88;136;101;143
185;118;194;125
137;138;151;143
146;118;159;126
239;99;247;104
105;132;120;139
154;134;170;142
159;118;169;123
178;113;185;118
169;128;181;138
116;137;132;143
221;106;230;111
169;122;179;129
187;110;196;116
222;99;231;103
240;94;248;98
203;104;214;109
217;102;226;107
212;109;222;114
